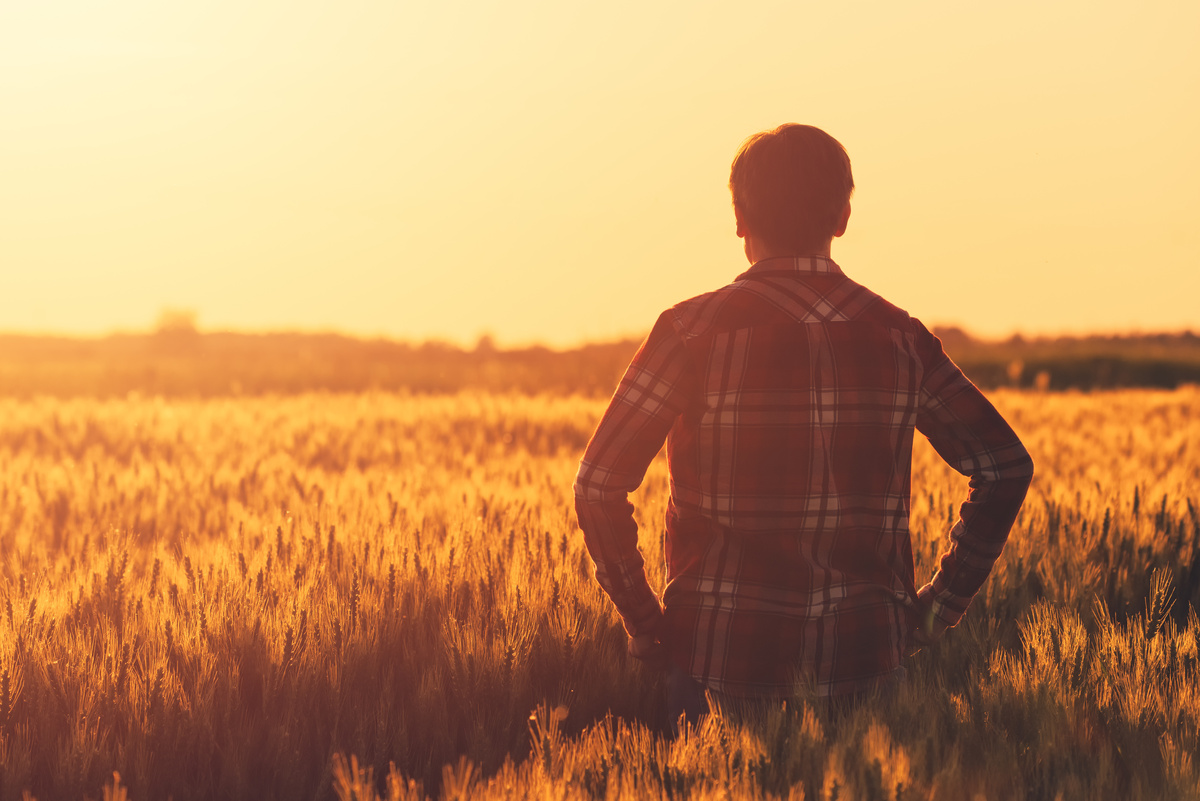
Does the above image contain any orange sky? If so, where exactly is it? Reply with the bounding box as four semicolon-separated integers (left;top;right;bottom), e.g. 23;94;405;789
2;1;1198;347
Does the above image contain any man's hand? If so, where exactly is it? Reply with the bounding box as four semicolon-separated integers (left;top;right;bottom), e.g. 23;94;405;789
910;617;949;649
627;632;669;672
909;587;950;653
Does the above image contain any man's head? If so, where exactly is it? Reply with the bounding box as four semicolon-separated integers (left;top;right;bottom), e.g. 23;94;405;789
729;124;854;258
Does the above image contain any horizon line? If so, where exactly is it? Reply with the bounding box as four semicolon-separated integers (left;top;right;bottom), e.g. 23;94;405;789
2;323;1198;352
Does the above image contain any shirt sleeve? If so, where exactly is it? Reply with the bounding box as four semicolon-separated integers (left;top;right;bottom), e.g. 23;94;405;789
573;311;695;637
913;321;1035;628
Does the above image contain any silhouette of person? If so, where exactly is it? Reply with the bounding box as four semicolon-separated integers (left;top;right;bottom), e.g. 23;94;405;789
574;124;1034;725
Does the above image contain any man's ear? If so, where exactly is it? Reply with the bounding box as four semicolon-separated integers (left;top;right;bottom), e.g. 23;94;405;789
734;203;747;239
833;202;851;238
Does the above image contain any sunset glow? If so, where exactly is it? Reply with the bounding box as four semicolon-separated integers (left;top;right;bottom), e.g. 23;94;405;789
2;0;1197;346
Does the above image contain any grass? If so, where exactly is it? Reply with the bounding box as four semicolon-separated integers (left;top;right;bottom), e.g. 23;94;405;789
0;388;1197;799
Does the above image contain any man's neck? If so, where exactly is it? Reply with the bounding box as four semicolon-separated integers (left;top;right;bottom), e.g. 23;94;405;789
743;236;833;264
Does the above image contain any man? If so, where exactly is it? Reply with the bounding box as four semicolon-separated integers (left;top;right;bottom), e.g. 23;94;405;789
573;124;1034;720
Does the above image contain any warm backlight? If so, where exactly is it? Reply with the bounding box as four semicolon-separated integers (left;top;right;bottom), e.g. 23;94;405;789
2;1;1197;346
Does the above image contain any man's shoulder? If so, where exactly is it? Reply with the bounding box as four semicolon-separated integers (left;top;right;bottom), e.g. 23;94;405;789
663;281;745;333
846;280;919;329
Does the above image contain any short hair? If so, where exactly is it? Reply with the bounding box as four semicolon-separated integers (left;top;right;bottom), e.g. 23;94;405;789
729;124;854;255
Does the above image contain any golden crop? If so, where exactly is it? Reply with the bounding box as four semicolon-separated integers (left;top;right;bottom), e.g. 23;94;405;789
0;388;1197;800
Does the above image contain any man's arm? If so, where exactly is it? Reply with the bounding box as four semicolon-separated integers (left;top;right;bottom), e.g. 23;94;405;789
914;323;1035;632
574;311;694;641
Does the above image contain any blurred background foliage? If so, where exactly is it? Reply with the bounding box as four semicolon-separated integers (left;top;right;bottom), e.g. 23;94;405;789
3;326;1200;398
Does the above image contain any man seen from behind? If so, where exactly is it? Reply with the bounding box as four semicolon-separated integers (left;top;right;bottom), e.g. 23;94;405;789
574;124;1034;723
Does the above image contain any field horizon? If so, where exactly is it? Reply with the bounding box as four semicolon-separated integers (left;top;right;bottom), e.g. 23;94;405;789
5;315;1200;351
4;324;1200;400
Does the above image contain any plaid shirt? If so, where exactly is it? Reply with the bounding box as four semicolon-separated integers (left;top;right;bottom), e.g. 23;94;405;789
574;256;1033;697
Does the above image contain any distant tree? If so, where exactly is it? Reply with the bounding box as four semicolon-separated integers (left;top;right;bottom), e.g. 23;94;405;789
931;325;974;352
154;308;199;336
153;308;200;354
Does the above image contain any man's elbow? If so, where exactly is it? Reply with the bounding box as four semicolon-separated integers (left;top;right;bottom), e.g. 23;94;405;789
1014;443;1035;483
996;433;1034;479
1002;443;1035;498
974;442;1034;496
573;462;613;506
573;464;596;504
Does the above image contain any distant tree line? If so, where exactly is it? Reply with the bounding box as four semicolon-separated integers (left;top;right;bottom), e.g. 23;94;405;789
1;328;1198;398
931;327;1200;391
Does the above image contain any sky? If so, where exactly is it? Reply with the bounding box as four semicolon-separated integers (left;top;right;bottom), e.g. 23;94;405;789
2;0;1197;347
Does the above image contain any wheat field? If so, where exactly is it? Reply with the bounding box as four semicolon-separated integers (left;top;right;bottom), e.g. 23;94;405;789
0;388;1198;800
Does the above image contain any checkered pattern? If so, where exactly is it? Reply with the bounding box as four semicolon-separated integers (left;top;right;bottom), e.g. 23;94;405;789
574;256;1034;697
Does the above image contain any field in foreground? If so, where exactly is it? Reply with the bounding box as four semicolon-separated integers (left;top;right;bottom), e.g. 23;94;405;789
0;389;1198;800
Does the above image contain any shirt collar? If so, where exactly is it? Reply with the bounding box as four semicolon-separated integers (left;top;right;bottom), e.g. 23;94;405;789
737;255;844;281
